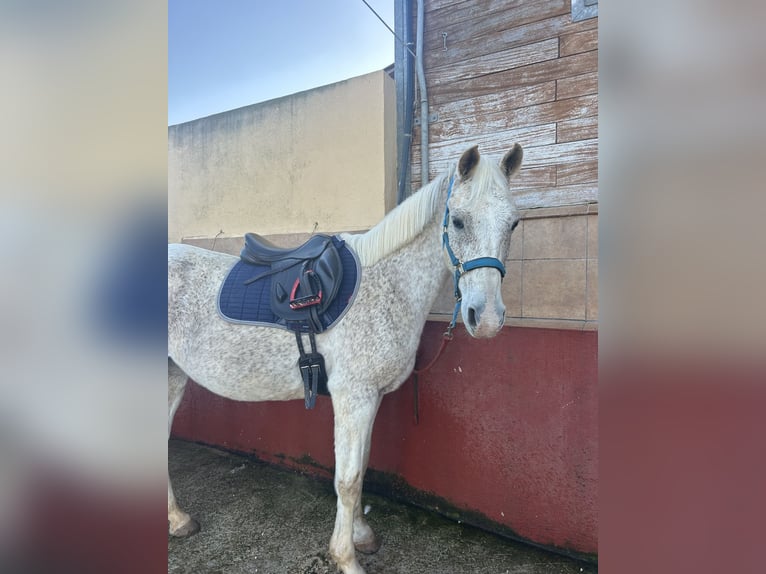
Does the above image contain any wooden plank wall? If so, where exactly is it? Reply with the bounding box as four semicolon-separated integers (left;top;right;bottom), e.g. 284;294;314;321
410;0;598;209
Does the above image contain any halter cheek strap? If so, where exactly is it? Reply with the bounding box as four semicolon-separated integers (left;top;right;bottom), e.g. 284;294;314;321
442;175;506;337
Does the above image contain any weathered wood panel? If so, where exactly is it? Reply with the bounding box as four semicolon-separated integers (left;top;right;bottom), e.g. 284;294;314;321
427;38;559;84
409;159;597;210
556;158;598;185
559;29;598;57
425;0;569;49
413;123;556;167
412;0;599;209
512;183;598;209
430;50;598;105
425;0;569;29
426;0;494;15
410;160;559;194
430;124;558;156
557;115;598;143
426;14;598;70
411;124;557;182
412;138;598;205
426;94;598;143
508;165;557;188
433;82;556;122
424;138;599;184
413;150;560;191
521;138;598;167
557;72;598;99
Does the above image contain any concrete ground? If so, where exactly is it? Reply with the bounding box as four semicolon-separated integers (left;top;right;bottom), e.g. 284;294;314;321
168;440;597;574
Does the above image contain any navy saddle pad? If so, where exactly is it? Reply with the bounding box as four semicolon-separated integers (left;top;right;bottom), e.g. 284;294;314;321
218;235;360;332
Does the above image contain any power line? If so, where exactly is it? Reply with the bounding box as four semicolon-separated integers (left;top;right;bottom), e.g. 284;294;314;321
359;0;416;59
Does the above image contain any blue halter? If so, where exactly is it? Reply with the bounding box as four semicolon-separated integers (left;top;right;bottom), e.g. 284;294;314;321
441;175;506;337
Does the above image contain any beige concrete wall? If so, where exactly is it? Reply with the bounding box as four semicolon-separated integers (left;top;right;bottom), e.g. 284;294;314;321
169;70;396;243
383;72;398;214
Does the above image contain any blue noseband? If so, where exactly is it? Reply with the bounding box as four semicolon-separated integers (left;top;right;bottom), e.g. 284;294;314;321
441;175;506;336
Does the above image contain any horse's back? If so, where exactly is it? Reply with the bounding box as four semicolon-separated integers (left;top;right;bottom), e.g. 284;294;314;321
168;243;236;286
168;244;237;349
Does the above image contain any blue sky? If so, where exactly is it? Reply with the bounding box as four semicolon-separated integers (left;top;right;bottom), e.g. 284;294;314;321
169;0;395;125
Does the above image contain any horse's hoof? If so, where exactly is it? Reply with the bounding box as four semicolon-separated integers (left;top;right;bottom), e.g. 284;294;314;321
354;533;381;554
170;518;200;538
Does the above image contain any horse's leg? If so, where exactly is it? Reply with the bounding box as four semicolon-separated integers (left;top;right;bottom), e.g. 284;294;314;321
352;397;382;554
329;391;381;574
167;358;200;537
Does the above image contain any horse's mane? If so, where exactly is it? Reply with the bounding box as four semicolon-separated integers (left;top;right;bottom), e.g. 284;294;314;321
343;170;450;267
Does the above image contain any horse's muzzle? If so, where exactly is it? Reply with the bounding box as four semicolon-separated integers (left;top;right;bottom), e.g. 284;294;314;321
463;293;505;338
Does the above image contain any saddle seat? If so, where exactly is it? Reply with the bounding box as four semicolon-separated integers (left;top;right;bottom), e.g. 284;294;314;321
242;232;332;265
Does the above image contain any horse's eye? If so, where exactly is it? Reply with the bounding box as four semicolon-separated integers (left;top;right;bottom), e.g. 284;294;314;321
452;217;464;230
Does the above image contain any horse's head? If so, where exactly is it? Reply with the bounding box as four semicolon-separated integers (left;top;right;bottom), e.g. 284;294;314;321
442;144;523;338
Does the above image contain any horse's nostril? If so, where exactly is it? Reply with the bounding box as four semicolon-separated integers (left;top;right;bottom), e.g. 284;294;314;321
467;307;477;328
467;303;484;328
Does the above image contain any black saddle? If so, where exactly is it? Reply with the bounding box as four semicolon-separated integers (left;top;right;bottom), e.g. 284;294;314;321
240;233;344;332
239;233;345;409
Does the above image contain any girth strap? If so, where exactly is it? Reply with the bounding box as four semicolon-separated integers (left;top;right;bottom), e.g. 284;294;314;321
295;331;329;409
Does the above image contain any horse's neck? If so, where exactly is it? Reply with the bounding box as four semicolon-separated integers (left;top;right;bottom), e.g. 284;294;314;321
375;216;450;325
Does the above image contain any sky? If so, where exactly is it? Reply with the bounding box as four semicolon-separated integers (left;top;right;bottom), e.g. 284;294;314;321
169;0;395;125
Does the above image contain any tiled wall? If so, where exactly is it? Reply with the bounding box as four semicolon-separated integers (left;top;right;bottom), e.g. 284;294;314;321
431;204;598;331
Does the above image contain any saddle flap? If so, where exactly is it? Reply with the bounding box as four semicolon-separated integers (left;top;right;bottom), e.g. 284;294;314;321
269;239;343;332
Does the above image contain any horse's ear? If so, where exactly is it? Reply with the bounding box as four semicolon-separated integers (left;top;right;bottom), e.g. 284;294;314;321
500;143;523;181
458;145;480;180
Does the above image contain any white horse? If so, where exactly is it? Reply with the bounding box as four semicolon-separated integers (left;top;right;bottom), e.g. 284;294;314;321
168;144;524;574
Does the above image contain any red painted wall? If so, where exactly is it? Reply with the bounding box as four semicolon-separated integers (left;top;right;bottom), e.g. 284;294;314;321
172;324;597;557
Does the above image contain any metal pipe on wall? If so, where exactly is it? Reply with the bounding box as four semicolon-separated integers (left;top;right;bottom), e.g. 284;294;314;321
416;0;429;184
395;0;415;204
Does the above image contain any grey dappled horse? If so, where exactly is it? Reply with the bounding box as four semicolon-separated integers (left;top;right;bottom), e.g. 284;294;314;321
168;144;523;574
